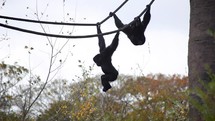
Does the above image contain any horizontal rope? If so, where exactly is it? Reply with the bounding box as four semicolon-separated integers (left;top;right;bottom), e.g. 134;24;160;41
0;15;97;26
0;22;123;38
0;0;129;26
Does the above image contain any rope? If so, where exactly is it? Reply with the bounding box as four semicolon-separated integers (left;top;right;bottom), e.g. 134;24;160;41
0;15;96;26
0;0;155;39
0;22;123;38
0;0;129;26
99;0;129;25
138;0;155;18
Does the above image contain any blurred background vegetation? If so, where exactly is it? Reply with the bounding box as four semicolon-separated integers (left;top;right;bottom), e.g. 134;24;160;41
0;61;190;121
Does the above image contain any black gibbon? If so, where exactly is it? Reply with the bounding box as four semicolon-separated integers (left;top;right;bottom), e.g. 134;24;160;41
110;5;151;45
93;24;119;92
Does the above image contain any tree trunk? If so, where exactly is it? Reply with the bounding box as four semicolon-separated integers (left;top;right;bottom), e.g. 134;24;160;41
189;0;215;121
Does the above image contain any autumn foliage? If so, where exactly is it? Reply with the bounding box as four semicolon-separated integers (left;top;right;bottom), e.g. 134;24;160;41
36;74;189;121
0;62;189;121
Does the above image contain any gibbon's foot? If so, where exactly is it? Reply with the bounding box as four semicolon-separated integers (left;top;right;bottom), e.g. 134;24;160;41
102;80;112;92
103;85;112;92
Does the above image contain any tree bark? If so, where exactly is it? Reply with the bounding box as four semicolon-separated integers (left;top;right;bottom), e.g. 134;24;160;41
189;0;215;120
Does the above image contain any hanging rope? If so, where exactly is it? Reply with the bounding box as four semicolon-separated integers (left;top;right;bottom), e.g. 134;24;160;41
0;0;155;39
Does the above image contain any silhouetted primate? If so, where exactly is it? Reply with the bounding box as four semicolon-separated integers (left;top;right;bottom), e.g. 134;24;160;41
110;5;151;45
93;24;119;92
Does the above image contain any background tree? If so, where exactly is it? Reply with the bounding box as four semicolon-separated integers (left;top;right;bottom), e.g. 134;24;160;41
189;0;215;120
0;62;29;121
0;60;189;120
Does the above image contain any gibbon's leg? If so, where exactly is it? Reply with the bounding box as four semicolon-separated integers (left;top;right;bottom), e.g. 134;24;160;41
101;75;112;92
101;70;118;92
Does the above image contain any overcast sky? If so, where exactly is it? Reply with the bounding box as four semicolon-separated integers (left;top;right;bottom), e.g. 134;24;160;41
0;0;190;80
